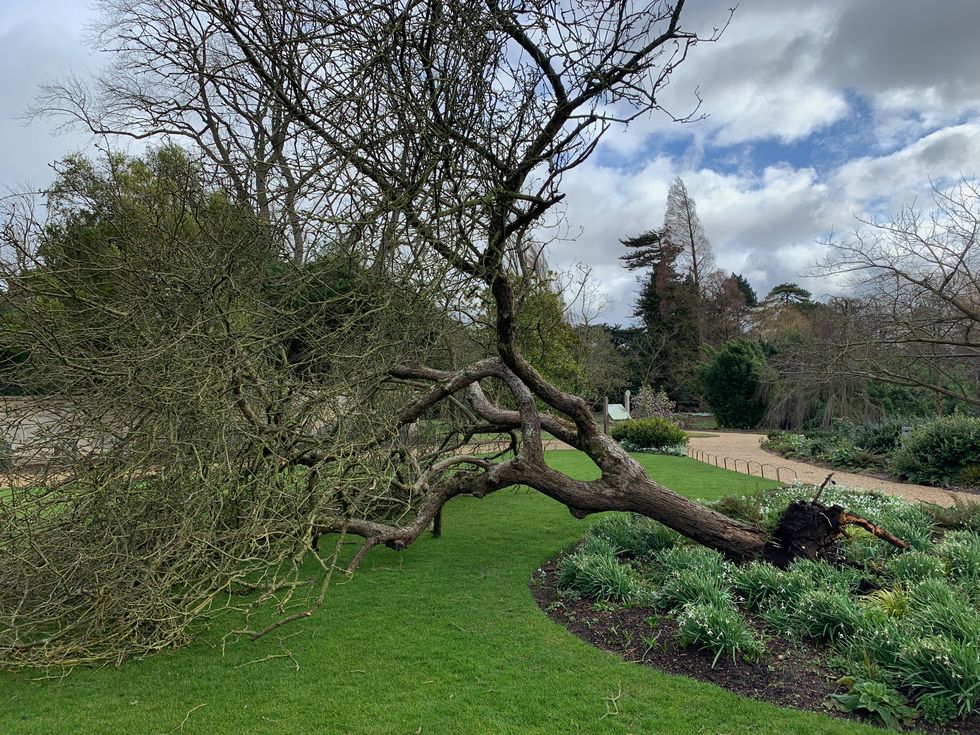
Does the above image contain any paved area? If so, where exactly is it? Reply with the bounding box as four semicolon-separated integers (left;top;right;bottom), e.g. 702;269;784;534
687;432;976;506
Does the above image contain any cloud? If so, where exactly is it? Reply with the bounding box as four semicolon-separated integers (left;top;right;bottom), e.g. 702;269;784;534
551;119;980;324
0;15;97;189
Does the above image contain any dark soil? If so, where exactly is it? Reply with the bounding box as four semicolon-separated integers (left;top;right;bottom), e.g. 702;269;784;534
531;557;979;735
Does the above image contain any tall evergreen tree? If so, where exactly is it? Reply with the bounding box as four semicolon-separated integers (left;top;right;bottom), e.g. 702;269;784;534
663;178;715;343
731;273;758;307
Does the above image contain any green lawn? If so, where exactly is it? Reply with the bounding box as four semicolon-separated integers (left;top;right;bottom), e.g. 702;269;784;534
0;452;884;735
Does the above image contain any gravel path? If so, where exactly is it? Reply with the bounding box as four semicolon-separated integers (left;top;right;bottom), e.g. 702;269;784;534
687;432;976;506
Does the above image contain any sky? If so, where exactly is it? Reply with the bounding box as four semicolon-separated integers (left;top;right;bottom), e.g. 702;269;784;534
1;0;979;325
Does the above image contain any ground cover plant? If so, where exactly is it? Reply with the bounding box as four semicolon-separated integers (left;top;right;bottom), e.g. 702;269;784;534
762;415;980;488
0;452;897;735
547;480;980;732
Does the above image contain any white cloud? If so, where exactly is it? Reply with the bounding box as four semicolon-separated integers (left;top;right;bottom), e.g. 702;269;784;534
550;119;980;324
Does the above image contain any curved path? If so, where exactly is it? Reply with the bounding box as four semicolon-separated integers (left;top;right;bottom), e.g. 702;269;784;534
687;432;976;506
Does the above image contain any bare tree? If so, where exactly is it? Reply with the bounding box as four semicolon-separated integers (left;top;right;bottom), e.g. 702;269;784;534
810;180;980;411
0;0;906;667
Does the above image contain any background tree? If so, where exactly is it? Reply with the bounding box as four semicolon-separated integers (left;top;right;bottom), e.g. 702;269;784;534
663;177;716;343
809;179;979;411
620;227;699;403
765;282;813;305
696;339;770;429
731;273;758;307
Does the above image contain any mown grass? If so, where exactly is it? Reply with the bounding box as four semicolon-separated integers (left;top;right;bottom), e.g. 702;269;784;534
0;452;885;734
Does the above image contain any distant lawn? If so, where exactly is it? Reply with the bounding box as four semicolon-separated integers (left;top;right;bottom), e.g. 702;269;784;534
0;453;882;735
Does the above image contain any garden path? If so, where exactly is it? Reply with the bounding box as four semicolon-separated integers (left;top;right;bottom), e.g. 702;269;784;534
687;432;976;506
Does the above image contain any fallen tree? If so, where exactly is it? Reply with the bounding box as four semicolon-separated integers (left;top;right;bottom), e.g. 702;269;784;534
0;0;907;666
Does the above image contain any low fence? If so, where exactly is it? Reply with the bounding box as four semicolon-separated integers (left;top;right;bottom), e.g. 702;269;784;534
686;447;798;483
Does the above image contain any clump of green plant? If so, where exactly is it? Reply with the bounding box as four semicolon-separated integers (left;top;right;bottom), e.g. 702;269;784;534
907;577;980;642
654;569;731;611
711;493;763;525
896;636;980;720
934;530;980;585
675;602;765;666
651;544;728;582
919;695;958;726
959;464;980;487
730;561;804;611
862;586;908;617
610;417;687;453
842;610;908;671
791;589;863;642
886;551;944;584
851;416;923;455
830;676;919;731
890;415;980;486
589;513;680;557
557;547;641;603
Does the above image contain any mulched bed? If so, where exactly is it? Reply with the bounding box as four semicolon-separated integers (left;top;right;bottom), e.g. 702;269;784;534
531;557;980;735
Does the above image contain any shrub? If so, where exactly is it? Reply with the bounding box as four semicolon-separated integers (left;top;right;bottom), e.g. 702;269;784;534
889;415;980;486
675;602;765;666
959;464;980;487
610;418;687;452
589;513;680;557
630;385;675;420
852;416;923;455
696;339;769;429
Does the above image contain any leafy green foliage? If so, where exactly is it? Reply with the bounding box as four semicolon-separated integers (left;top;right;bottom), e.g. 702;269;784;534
651;544;728;581
886;552;944;585
791;590;862;642
610;418;687;451
897;637;980;719
890;415;980;485
675;602;765;667
730;561;804;611
696;339;769;429
654;569;732;611
919;695;958;726
830;677;918;731
558;546;642;603
589;513;680;557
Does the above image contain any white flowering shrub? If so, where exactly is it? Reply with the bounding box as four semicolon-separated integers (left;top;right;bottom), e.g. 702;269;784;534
630;385;675;420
